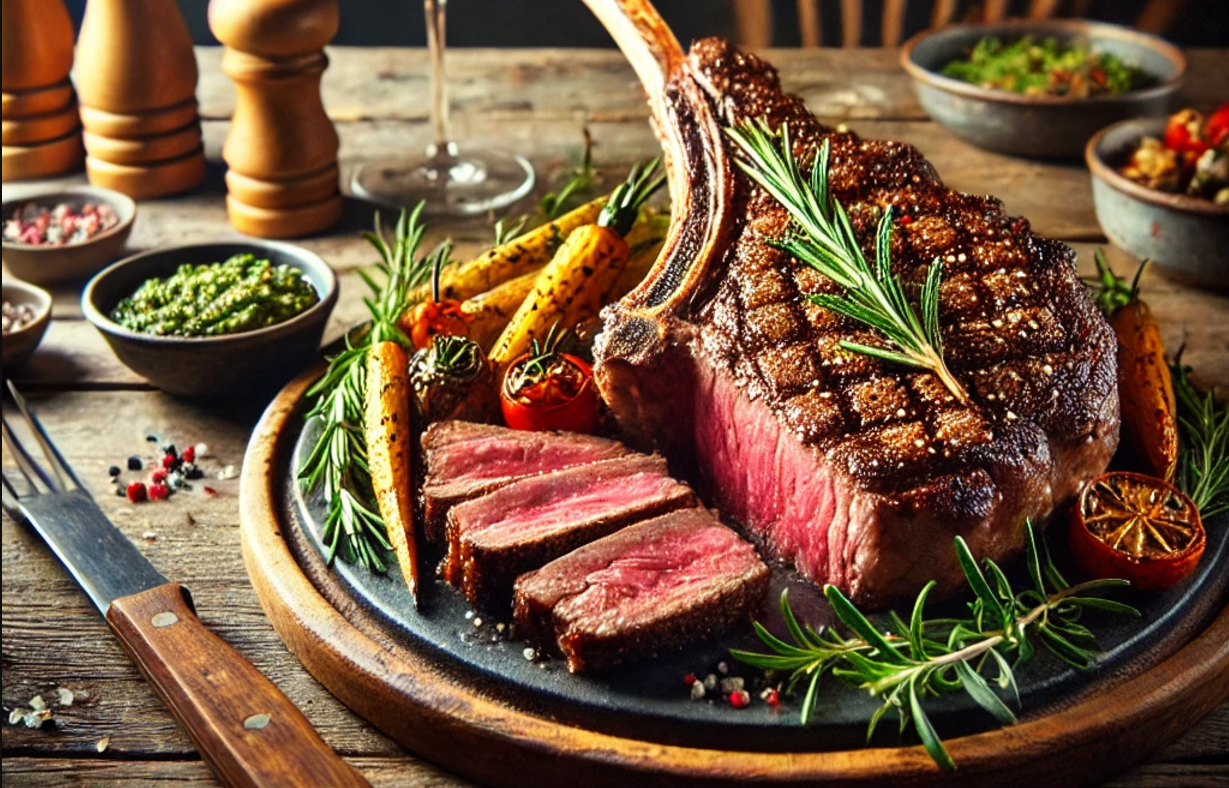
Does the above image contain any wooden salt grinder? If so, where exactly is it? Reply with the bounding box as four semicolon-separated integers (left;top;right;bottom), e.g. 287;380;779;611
74;0;206;199
1;0;84;182
209;0;342;239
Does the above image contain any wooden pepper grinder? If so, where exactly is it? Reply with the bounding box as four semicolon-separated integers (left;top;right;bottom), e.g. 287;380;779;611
1;0;85;182
208;0;342;238
75;0;205;199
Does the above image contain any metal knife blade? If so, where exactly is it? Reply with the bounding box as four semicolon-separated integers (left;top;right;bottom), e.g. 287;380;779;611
8;489;168;614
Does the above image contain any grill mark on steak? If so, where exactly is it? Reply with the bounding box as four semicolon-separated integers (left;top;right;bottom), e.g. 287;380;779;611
591;30;1119;607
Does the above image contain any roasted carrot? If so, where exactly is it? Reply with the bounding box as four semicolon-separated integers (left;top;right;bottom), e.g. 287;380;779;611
409;197;606;305
490;160;665;367
364;340;420;603
1088;252;1178;481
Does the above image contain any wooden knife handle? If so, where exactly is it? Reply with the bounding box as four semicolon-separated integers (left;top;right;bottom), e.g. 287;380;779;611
107;583;370;788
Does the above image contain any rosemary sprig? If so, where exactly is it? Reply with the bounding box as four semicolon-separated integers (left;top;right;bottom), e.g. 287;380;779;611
1172;358;1229;518
731;521;1137;770
726;119;968;403
299;204;446;570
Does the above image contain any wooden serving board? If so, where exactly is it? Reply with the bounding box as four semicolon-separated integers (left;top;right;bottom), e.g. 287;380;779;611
239;367;1229;788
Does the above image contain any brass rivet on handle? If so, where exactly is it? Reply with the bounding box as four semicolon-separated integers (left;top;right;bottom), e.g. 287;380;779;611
243;713;272;730
151;612;180;628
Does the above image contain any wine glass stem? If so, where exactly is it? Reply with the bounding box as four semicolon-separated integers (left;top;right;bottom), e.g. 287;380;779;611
425;0;451;156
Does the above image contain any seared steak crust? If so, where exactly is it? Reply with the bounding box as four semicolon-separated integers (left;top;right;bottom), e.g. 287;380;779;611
595;39;1119;607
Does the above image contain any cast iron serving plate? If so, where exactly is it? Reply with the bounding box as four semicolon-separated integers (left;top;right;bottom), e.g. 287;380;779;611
239;367;1229;788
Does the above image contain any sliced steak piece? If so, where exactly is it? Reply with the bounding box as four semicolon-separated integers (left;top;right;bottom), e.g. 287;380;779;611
421;421;634;542
586;1;1119;608
443;454;697;609
513;508;770;673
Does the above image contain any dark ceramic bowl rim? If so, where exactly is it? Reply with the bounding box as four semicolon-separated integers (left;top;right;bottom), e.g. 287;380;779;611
2;279;53;337
901;19;1187;107
1086;118;1229;217
1;185;137;252
81;241;339;345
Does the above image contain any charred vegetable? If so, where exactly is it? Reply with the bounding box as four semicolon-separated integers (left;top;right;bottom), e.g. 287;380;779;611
364;340;419;603
1070;471;1205;590
501;325;599;434
489;159;665;368
412;197;606;305
401;242;469;350
1086;252;1178;480
409;334;497;424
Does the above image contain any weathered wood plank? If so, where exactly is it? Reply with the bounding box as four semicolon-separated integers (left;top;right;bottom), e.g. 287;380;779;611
0;757;473;787
187;47;1229;124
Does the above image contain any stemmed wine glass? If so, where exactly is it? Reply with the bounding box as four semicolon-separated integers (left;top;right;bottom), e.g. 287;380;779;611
350;0;535;215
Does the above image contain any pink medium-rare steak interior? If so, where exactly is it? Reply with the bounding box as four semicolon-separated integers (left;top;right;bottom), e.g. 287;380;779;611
593;37;1120;607
442;454;698;608
421;421;634;541
514;508;770;672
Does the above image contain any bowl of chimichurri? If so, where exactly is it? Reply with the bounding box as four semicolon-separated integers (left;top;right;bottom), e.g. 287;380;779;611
901;19;1185;158
82;241;338;398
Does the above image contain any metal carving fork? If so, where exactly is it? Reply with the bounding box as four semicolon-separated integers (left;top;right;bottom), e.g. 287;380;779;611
1;382;369;788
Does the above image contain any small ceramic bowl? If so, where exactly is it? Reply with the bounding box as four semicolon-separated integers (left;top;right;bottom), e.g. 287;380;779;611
2;185;136;286
82;241;339;398
1087;118;1229;288
901;19;1186;158
2;278;53;368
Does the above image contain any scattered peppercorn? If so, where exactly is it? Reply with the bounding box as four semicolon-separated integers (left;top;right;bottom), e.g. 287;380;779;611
729;689;751;709
182;445;195;464
150;468;168;484
127;456;143;471
683;673;697;686
108;465;121;477
148;483;169;501
126;482;147;503
762;687;780;707
161;453;177;470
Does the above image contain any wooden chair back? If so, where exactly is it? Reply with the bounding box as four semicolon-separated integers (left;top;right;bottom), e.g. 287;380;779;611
732;0;1186;48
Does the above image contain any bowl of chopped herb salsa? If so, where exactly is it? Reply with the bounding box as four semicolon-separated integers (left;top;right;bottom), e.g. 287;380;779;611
901;20;1185;158
2;185;136;285
82;241;338;398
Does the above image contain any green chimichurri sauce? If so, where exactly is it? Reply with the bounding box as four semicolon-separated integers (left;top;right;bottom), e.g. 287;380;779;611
112;254;319;337
940;36;1153;98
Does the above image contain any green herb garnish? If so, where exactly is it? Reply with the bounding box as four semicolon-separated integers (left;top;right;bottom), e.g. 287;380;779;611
940;35;1152;98
1173;358;1229;519
299;204;445;570
727;119;968;403
731;521;1137;770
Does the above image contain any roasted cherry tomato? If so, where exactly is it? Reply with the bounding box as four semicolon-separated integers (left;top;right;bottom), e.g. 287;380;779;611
400;244;470;349
1162;109;1209;156
404;298;469;350
1069;471;1205;590
1205;102;1229;148
500;330;599;434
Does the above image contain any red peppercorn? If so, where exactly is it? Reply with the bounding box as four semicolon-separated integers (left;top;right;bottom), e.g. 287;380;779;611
729;689;751;709
897;214;913;226
161;453;177;470
203;486;218;497
764;688;780;707
126;482;147;503
150;468;168;484
182;445;196;464
148;482;170;501
683;673;697;686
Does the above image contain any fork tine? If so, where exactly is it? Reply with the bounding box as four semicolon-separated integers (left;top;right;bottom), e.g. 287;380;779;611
6;381;72;492
1;416;54;494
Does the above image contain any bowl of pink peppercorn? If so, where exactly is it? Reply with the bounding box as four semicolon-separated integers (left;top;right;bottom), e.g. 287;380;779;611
2;185;136;286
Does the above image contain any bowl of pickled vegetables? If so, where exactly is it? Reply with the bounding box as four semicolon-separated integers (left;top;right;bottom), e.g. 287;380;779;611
82;241;338;398
902;19;1185;158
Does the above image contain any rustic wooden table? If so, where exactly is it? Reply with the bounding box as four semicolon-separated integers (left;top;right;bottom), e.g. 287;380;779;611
3;47;1228;788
